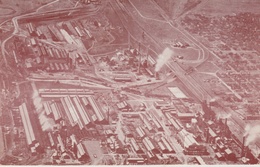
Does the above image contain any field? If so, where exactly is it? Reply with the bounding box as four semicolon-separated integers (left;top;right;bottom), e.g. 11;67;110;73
0;0;53;14
34;81;86;89
103;4;129;45
196;61;220;73
0;0;54;22
129;0;165;21
36;0;74;12
192;0;260;16
154;0;260;19
88;44;128;56
191;72;231;94
121;0;195;49
0;6;15;16
154;0;202;19
171;47;200;60
0;128;4;158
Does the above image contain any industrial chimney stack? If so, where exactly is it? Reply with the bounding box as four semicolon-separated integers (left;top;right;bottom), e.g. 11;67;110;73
205;128;209;143
224;118;228;134
241;136;246;157
138;42;141;74
154;72;159;80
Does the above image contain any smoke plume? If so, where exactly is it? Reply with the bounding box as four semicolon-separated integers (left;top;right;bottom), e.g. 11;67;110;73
32;91;43;113
39;112;55;132
216;113;231;120
155;47;174;72
244;124;260;146
223;113;231;119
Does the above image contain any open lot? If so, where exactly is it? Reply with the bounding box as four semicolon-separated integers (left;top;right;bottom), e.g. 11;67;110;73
0;129;5;158
129;0;165;21
103;4;129;45
0;6;15;16
1;0;53;14
82;140;103;163
171;47;200;61
192;0;260;16
196;61;220;73
36;0;74;12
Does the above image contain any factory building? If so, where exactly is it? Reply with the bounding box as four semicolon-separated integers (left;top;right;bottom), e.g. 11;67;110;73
126;157;145;165
158;141;167;153
147;55;156;67
147;150;156;160
43;102;52;116
152;119;163;131
60;29;76;44
150;109;163;121
154;101;171;109
114;77;132;82
142;137;160;154
195;156;206;165
161;136;175;153
50;102;62;123
116;101;129;111
176;112;195;120
76;143;90;161
130;138;143;154
178;129;198;148
122;126;133;138
107;135;125;153
201;101;215;120
206;127;217;143
136;127;146;139
81;97;98;122
19;103;41;153
139;113;153;132
178;129;208;155
48;132;56;148
38;89;94;98
63;96;84;129
165;113;183;132
87;96;106;123
224;148;236;161
60;97;77;127
105;129;114;137
72;96;91;126
57;134;65;153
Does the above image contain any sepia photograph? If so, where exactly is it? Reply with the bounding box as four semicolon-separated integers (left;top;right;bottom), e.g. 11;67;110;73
0;0;259;165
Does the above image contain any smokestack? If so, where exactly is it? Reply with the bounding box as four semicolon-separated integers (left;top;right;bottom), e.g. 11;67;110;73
242;136;246;157
154;72;159;80
222;118;228;135
205;128;209;143
138;42;141;74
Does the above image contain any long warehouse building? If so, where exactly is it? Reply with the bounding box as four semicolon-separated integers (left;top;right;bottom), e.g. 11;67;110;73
72;96;91;126
87;96;105;122
50;102;62;122
60;97;77;127
63;96;84;129
19;103;38;147
81;96;98;122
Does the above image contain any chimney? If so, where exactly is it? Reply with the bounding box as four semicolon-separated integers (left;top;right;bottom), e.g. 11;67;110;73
205;128;209;143
154;72;158;79
224;118;228;133
242;136;246;157
138;42;141;74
